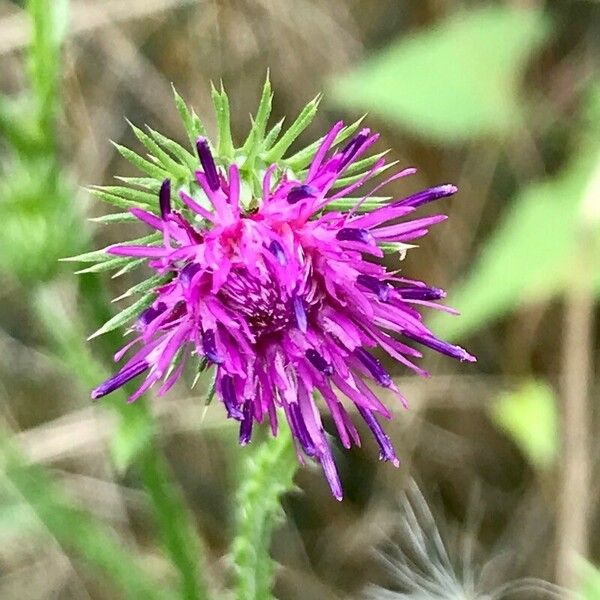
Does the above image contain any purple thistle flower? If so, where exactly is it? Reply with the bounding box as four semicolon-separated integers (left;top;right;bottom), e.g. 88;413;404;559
93;123;475;500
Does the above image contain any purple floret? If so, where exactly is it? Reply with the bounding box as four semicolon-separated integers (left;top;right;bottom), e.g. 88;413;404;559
92;122;474;499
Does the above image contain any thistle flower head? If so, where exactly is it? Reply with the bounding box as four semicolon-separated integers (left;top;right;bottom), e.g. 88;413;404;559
77;80;474;499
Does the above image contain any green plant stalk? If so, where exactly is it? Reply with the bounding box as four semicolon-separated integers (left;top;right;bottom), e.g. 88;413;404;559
0;434;168;600
35;285;211;600
140;442;209;600
85;330;211;600
232;426;298;600
8;1;209;596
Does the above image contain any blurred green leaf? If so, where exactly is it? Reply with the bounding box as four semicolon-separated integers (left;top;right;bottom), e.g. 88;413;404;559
35;286;210;599
433;152;597;337
580;559;600;599
0;0;82;285
27;0;69;139
491;379;558;469
140;446;210;600
51;0;70;47
111;411;155;474
432;118;600;339
0;96;42;153
35;284;156;480
331;7;549;141
0;159;84;283
0;433;168;600
0;492;40;542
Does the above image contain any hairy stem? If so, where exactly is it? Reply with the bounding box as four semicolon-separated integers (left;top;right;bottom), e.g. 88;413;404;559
232;426;298;600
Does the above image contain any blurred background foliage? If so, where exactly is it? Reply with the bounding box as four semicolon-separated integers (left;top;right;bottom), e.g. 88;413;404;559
0;0;599;598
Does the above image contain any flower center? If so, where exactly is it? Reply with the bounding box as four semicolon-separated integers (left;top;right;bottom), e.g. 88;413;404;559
219;267;294;337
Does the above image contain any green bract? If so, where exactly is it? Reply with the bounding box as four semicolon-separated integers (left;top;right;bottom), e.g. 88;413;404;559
70;76;398;339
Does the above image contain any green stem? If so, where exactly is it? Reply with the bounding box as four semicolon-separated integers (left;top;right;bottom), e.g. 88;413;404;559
35;285;211;600
0;434;168;600
232;427;298;600
17;2;208;597
140;439;209;600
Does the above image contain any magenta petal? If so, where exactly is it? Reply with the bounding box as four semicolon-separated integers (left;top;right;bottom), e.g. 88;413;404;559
89;116;474;501
130;208;163;230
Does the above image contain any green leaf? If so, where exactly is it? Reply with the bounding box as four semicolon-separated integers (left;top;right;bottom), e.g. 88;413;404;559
432;146;600;339
242;73;273;155
262;118;285;151
112;142;169;179
331;7;550;141
93;185;159;205
26;0;68;124
90;212;139;224
50;0;70;47
379;241;416;258
264;94;321;162
324;196;391;213
110;411;155;474
62;248;113;263
204;374;217;406
211;82;235;158
88;187;151;211
283;115;366;171
111;257;146;278
579;558;600;600
491;379;558;469
113;274;170;302
341;150;390;177
140;445;210;600
172;84;206;147
74;256;134;275
331;160;395;189
88;292;156;339
128;121;188;179
115;176;163;191
65;234;160;264
0;96;40;153
146;125;199;171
